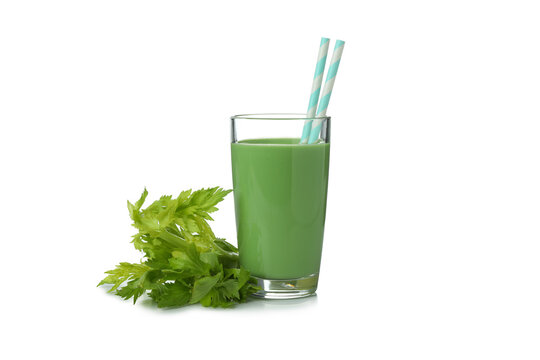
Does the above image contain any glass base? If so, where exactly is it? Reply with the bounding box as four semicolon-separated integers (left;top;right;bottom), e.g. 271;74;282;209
251;273;318;299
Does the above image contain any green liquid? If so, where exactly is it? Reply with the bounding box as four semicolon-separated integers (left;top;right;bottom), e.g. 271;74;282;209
231;138;330;279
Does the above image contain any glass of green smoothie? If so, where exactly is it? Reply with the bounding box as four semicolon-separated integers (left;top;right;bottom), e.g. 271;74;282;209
230;113;330;299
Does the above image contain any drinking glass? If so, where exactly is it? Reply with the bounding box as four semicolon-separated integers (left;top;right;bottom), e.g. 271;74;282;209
230;113;330;299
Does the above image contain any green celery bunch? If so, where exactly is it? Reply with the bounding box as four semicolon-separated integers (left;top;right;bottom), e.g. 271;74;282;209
98;187;259;308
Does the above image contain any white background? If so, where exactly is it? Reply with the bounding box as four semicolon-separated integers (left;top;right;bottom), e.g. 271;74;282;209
1;0;539;359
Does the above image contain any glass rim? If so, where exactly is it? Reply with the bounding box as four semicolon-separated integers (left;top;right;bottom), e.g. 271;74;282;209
231;113;331;121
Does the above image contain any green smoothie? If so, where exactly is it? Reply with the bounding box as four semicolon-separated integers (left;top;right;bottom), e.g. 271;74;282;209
231;138;330;279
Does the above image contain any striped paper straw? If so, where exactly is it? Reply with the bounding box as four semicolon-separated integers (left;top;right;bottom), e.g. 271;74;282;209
308;39;345;144
300;37;330;144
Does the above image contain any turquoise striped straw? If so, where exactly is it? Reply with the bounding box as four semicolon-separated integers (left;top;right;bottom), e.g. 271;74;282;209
300;37;330;144
308;39;345;144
